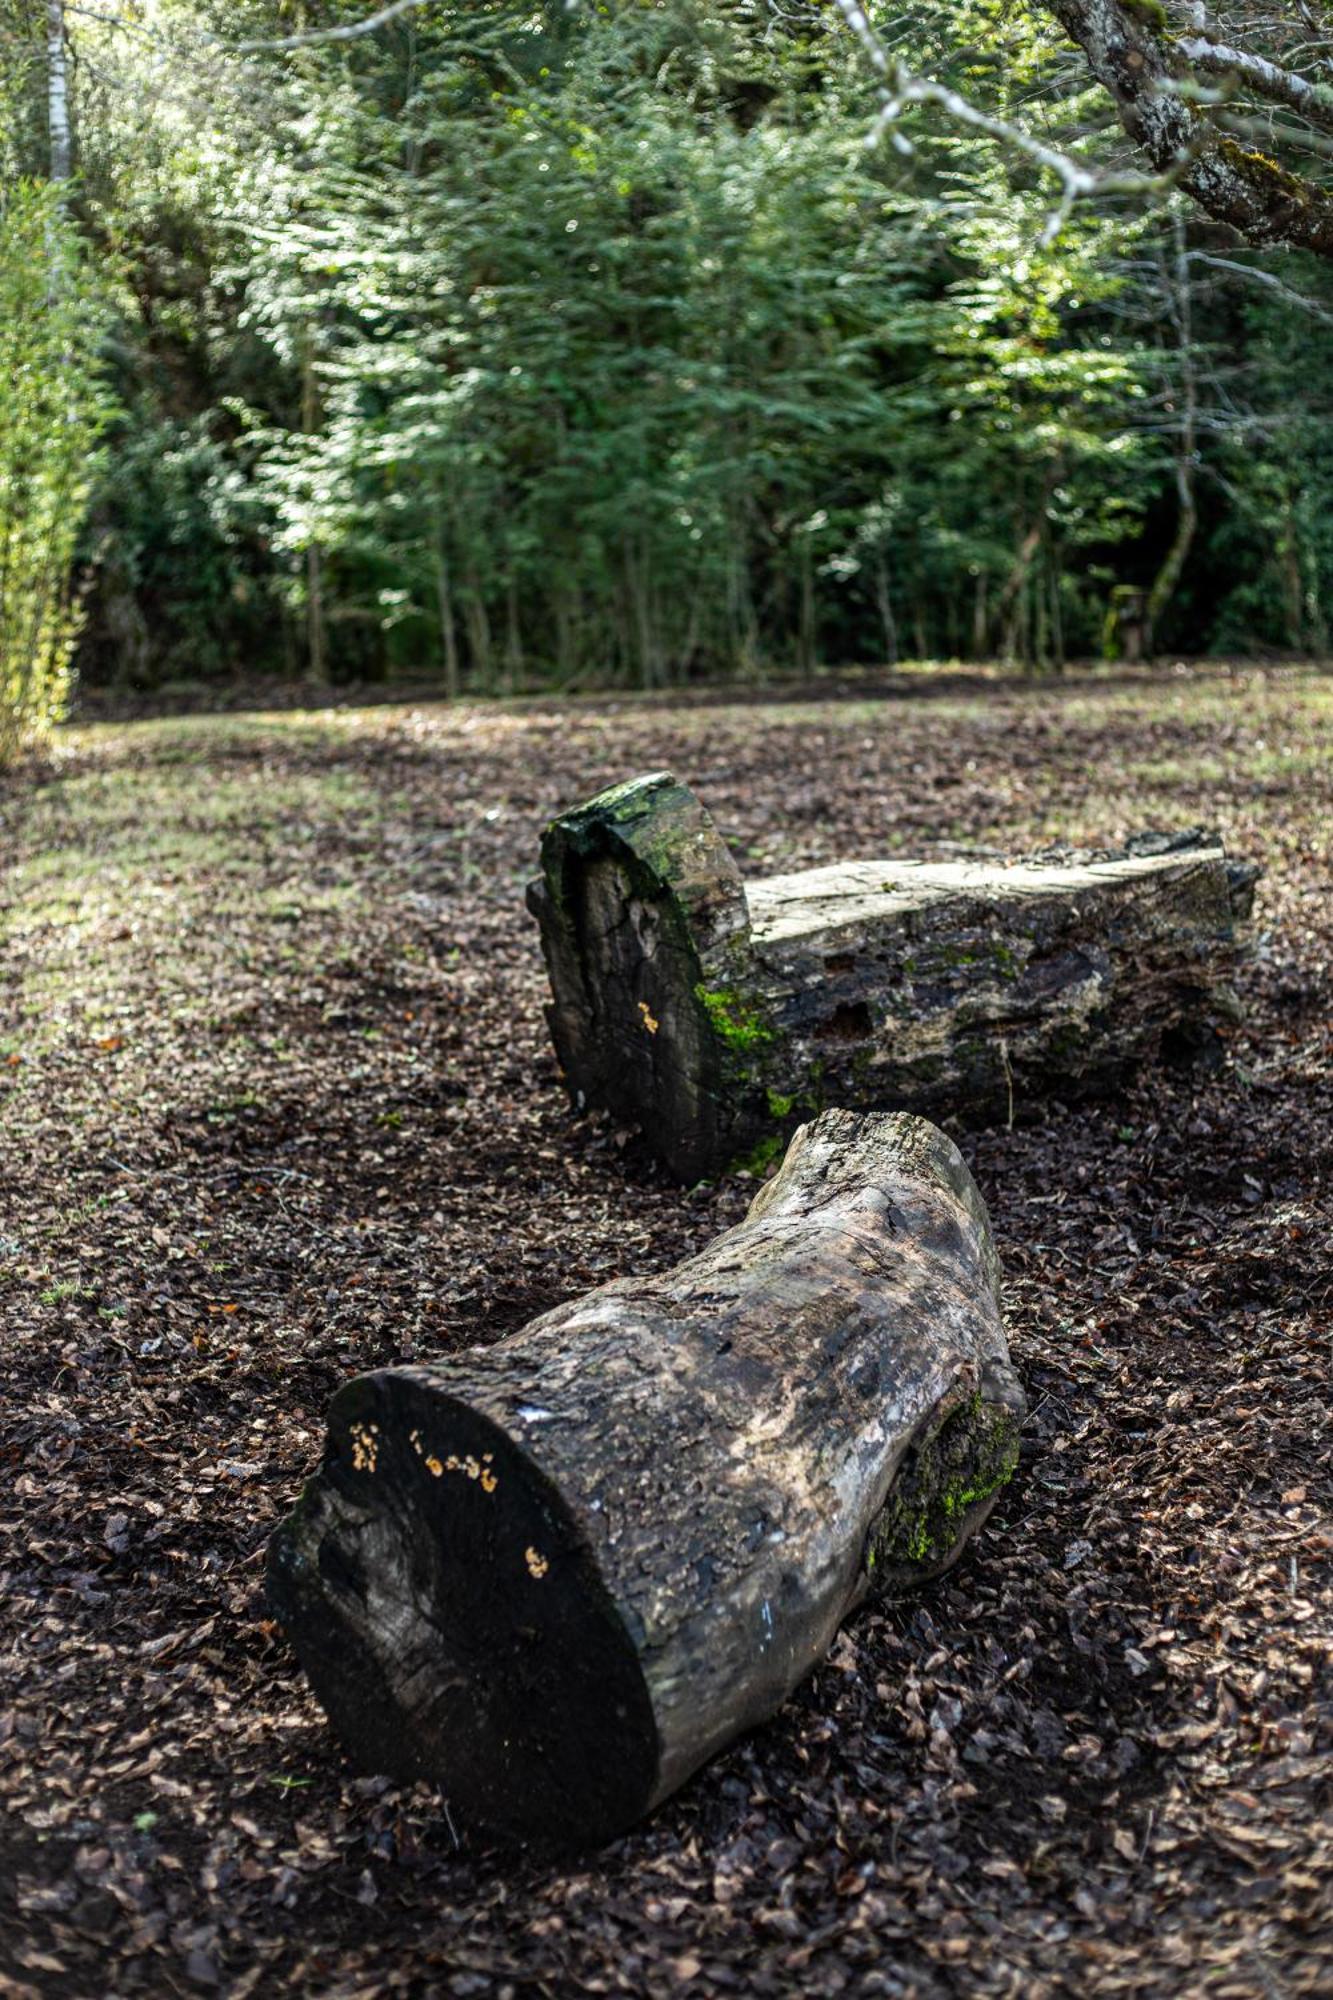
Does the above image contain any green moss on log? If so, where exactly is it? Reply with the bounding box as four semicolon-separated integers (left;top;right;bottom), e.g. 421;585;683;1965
694;984;775;1053
865;1389;1020;1584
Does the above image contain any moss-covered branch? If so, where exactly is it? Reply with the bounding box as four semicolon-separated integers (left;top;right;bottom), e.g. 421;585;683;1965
1047;0;1333;256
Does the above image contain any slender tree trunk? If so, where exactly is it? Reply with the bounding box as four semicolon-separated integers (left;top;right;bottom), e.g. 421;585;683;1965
47;1;71;184
873;551;899;665
432;510;460;701
1145;216;1198;656
624;537;657;690
300;333;328;685
464;582;493;686
1278;496;1306;650
998;524;1040;661
1295;498;1327;654
504;579;523;693
994;459;1061;662
797;534;816;674
1047;542;1065;672
554;583;576;683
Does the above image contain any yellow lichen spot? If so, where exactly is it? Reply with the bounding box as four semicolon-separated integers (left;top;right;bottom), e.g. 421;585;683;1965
638;1000;659;1035
413;1441;498;1491
349;1423;379;1474
525;1546;549;1580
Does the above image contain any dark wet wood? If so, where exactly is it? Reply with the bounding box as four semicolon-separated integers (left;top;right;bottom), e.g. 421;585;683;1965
528;773;1260;1179
268;1110;1024;1847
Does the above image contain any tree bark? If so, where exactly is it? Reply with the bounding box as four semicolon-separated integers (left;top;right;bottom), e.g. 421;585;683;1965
300;333;328;685
1046;0;1333;260
267;1109;1024;1847
47;1;72;185
1146;215;1198;655
528;773;1259;1181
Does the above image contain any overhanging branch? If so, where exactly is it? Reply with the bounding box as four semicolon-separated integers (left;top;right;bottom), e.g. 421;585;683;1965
1045;0;1333;255
1176;35;1333;135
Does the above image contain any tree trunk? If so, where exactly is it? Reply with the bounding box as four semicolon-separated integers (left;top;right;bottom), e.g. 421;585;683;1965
873;550;899;665
1146;215;1198;657
267;1109;1024;1848
432;503;460;701
528;773;1259;1181
300;335;328;685
1044;0;1333;261
47;1;72;185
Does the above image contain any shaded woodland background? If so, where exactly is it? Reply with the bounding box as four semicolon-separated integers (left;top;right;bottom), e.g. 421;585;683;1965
5;0;1333;714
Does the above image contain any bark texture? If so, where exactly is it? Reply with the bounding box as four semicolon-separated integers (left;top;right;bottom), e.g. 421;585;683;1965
529;772;1259;1181
268;1110;1023;1848
526;773;755;1180
1047;0;1333;259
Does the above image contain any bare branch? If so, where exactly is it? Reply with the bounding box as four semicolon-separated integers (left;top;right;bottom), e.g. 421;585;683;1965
1177;34;1333;131
1189;249;1333;319
831;0;1164;241
1046;0;1333;256
232;0;431;55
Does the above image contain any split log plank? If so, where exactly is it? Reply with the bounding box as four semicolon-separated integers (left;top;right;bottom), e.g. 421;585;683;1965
528;772;1259;1180
268;1110;1024;1847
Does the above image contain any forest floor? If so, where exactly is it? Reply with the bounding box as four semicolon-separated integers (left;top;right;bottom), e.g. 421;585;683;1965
1;661;1329;1999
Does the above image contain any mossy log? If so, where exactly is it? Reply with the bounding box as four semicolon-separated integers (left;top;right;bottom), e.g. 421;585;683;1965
527;772;1259;1180
267;1110;1023;1848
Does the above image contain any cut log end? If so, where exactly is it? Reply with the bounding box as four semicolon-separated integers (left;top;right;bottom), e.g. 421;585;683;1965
529;774;1259;1181
270;1353;1021;1845
269;1111;1024;1848
267;1374;660;1846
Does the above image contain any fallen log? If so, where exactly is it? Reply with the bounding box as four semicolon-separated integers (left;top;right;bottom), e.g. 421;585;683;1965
268;1109;1023;1848
527;772;1259;1180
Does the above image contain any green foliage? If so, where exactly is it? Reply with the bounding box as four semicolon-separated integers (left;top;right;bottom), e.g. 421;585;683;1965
0;182;114;759
14;0;1333;691
88;411;286;685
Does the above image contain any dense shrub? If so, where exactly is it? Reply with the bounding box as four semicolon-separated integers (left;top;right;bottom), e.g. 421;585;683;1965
0;180;113;756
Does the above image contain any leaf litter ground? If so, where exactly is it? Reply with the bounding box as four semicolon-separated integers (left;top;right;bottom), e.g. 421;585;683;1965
1;663;1329;1998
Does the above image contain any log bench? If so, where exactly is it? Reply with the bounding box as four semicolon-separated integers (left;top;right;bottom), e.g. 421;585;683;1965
527;772;1258;1181
268;1110;1024;1847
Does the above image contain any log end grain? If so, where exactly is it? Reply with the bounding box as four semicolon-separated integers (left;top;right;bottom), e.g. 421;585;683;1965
267;1372;660;1846
269;1112;1024;1847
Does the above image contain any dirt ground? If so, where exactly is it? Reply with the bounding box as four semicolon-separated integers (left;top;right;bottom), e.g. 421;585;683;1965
1;663;1329;1998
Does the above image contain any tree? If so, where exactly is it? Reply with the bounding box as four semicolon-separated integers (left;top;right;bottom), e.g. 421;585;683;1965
1048;0;1333;256
17;0;1333;689
0;181;112;758
246;2;1333;259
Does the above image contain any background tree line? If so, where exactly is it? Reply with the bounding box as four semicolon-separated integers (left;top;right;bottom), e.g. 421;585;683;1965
3;0;1332;722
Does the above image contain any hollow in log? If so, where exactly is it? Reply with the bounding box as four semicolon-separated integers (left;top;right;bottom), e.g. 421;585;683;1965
267;1110;1024;1847
527;772;1259;1179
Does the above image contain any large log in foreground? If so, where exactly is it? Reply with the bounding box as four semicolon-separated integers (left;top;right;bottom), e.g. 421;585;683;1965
528;773;1259;1180
268;1110;1024;1848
